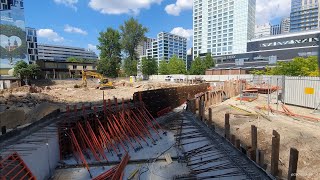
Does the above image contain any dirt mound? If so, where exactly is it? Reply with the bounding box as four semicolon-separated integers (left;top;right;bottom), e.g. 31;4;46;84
25;102;59;123
0;109;25;129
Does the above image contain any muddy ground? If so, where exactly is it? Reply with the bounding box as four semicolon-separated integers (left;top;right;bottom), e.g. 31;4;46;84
205;94;320;180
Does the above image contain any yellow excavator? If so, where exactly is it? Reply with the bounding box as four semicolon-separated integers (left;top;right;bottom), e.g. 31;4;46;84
81;70;114;89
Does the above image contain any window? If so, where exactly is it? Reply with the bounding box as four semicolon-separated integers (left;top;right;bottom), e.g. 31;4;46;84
73;65;77;69
83;65;87;69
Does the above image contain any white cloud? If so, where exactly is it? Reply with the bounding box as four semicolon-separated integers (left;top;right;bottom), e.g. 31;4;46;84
37;29;64;42
88;0;162;15
170;27;193;40
64;25;88;35
256;0;291;24
88;44;97;51
165;0;192;16
54;0;78;10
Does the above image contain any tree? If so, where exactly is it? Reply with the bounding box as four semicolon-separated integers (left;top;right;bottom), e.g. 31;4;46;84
158;60;169;75
204;53;215;69
13;60;41;82
250;56;319;76
120;18;148;61
141;57;158;76
189;57;206;75
97;28;122;77
123;58;137;76
167;55;187;74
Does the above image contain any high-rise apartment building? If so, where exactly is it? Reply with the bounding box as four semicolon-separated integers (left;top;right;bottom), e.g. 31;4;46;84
271;24;282;35
193;0;256;57
146;32;187;64
281;17;291;34
26;27;38;62
136;38;154;58
254;23;271;38
290;0;319;32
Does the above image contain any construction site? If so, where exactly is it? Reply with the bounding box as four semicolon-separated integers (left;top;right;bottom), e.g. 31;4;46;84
0;75;319;180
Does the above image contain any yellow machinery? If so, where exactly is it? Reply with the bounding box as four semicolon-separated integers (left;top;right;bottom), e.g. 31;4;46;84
81;70;114;89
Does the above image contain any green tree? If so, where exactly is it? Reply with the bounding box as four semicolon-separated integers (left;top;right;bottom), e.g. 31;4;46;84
141;57;158;76
250;56;319;76
120;18;148;61
204;53;215;69
97;28;122;77
167;55;187;74
123;58;137;76
189;57;206;75
13;61;41;81
158;60;169;75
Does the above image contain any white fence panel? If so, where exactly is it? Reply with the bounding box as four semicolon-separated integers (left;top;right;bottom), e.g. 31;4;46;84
284;77;320;109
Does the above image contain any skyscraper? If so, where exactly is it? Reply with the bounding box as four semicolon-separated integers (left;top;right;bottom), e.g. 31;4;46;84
193;0;256;58
290;0;319;32
136;38;154;58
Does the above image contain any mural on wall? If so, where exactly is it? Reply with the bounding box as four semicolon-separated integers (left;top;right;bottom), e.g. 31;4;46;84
0;0;27;69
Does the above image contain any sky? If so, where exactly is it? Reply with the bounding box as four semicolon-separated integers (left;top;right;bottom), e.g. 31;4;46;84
24;0;291;56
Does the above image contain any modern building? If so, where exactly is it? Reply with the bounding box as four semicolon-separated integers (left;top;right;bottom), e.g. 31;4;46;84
193;0;256;58
0;0;28;75
271;24;282;35
255;23;271;38
26;27;38;63
209;30;319;72
281;17;291;34
136;38;154;58
145;32;187;65
37;44;98;62
290;0;320;32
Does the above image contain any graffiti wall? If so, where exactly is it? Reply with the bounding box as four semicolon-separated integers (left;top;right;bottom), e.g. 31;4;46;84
0;0;27;70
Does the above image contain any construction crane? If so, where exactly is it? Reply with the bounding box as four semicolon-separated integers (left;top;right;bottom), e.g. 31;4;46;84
81;70;114;89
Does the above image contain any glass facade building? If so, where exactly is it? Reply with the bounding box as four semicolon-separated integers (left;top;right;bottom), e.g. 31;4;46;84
193;0;256;58
26;27;38;62
38;44;98;62
290;0;319;32
146;32;187;65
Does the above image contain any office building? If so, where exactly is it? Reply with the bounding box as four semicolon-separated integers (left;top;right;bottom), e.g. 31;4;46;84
0;0;27;75
207;30;319;72
271;24;282;35
281;17;291;34
38;44;98;62
255;23;271;38
26;27;38;62
193;0;256;58
290;0;320;32
146;32;187;65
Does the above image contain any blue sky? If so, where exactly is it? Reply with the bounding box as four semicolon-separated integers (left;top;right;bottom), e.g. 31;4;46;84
24;0;291;56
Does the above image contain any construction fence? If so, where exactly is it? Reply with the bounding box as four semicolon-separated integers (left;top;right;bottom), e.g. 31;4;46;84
149;75;320;109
